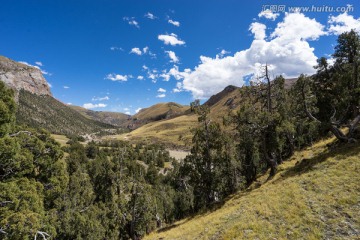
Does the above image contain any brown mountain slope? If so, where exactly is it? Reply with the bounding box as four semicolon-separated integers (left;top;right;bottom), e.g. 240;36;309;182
69;105;130;127
127;102;190;129
117;79;298;148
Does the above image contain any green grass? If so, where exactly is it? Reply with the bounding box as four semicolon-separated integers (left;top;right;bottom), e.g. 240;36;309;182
145;137;360;240
51;134;70;147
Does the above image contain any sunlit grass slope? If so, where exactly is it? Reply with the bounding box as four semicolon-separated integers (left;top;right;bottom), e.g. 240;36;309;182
104;114;198;149
146;137;360;239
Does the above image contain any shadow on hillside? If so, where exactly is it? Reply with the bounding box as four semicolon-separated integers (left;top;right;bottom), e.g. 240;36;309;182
156;197;229;234
273;142;360;184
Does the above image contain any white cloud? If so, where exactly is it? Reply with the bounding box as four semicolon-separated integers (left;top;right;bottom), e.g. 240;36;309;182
271;12;326;40
165;50;179;63
123;17;139;28
19;61;51;75
149;51;157;58
168;19;180;27
145;12;157;19
142;65;148;70
174;12;326;99
158;33;185;46
249;22;267;40
156;93;166;98
92;96;110;101
130;47;142;55
125;111;131;115
218;49;230;58
328;12;360;35
123;107;130;111
137;75;144;80
47;82;52;88
135;107;142;113
173;82;183;93
35;61;43;66
105;73;129;82
148;73;157;83
143;46;149;54
258;10;280;21
63;86;70;89
160;72;171;81
83;103;107;109
67;103;72;105
158;88;166;93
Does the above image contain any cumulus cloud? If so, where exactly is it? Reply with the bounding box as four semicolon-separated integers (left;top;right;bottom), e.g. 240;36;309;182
137;75;144;80
156;93;166;98
173;82;183;93
123;17;139;28
328;12;360;35
158;33;185;46
145;12;157;19
143;46;149;54
249;22;267;40
92;96;110;101
130;47;142;55
270;12;326;40
171;12;327;99
63;86;70;89
157;88;166;93
168;19;180;27
83;103;107;109
218;49;230;58
35;61;43;66
135;108;142;113
105;73;129;82
258;10;280;21
165;50;179;63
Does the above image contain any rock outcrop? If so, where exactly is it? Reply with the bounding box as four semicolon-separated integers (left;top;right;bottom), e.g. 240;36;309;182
0;56;52;96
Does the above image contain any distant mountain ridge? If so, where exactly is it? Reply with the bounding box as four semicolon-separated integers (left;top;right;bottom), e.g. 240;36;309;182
69;105;130;127
126;102;190;129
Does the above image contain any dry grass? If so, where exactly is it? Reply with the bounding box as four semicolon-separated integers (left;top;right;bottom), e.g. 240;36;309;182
145;136;360;240
134;102;189;120
105;115;198;149
51;134;70;147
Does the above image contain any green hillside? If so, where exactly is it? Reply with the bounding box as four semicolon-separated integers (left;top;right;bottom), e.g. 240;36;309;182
16;90;119;136
146;137;360;239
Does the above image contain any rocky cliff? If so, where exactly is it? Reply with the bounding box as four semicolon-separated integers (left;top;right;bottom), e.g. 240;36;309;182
0;56;52;96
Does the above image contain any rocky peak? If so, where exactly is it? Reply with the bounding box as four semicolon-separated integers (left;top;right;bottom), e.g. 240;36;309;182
0;56;52;97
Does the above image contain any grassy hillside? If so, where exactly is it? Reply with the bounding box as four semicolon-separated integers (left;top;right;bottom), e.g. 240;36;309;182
127;102;190;129
119;80;298;148
16;90;118;136
104;114;198;149
69;105;130;126
146;137;360;239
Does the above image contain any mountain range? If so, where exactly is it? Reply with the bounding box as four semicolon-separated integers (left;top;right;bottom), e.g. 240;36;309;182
0;55;295;146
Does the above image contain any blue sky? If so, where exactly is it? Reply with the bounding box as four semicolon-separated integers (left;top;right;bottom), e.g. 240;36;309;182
1;0;359;114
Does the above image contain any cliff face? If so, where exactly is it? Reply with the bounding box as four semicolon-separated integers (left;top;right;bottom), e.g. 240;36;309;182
0;56;52;96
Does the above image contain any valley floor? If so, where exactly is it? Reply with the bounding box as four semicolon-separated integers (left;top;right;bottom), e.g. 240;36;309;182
145;137;360;240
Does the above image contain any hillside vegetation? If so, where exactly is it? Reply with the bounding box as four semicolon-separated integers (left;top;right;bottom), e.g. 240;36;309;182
69;105;130;127
146;137;360;239
16;90;119;136
109;114;198;149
